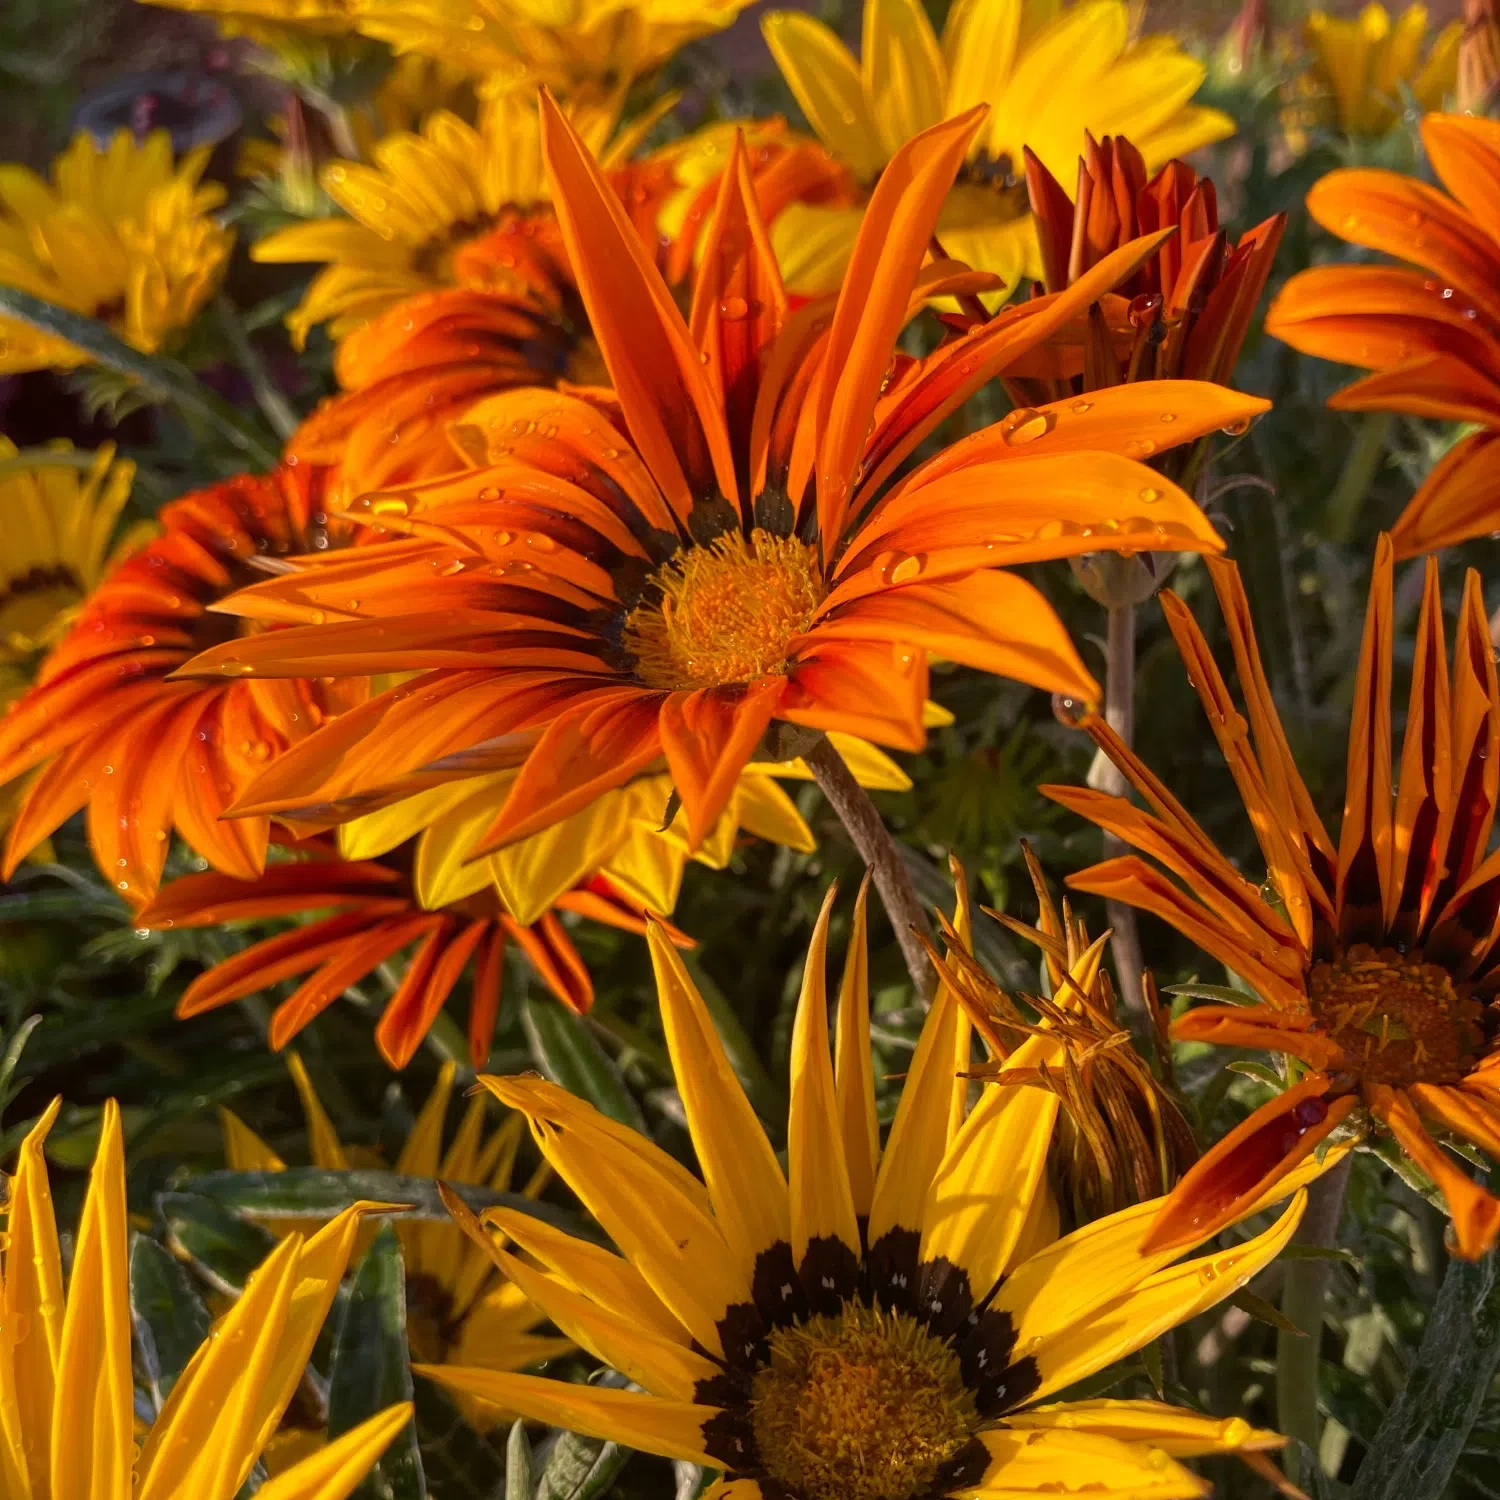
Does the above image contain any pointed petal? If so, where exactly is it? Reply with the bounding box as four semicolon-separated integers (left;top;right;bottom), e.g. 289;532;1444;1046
970;1426;1207;1499
1006;1400;1281;1458
834;877;879;1218
1390;430;1500;558
540;92;737;520
646;922;791;1279
253;1406;414;1500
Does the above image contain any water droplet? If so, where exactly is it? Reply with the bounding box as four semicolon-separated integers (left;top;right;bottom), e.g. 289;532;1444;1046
1138;486;1162;503
1052;693;1089;728
369;496;410;517
1000;407;1054;446
719;296;749;320
1070;400;1092;414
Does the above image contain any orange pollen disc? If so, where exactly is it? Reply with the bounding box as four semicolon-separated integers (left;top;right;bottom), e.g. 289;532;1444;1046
1308;943;1485;1087
623;526;824;691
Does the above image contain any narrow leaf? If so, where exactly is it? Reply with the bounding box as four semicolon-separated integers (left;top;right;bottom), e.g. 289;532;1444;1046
327;1223;425;1500
130;1232;213;1410
507;1419;534;1500
521;996;645;1132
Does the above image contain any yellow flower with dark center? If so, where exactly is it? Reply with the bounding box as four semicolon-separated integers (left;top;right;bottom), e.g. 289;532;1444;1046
348;0;755;93
0;1097;409;1500
0;129;233;373
221;1055;572;1426
760;0;1235;294
1303;3;1460;137
414;883;1335;1500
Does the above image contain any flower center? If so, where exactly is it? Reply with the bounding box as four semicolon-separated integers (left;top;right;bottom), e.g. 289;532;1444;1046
405;1272;458;1365
623;527;823;691
1309;944;1485;1088
749;1301;978;1500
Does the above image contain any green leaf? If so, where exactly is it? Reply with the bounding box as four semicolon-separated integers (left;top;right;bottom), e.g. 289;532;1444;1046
0;1015;41;1122
1348;1250;1500;1500
507;1420;534;1500
1281;1244;1363;1267
1163;982;1266;1006
157;1191;278;1293
327;1223;425;1500
534;1373;633;1500
0;285;280;468
183;1168;590;1235
521;996;645;1133
129;1232;213;1409
1229;1288;1304;1334
1226;1060;1288;1090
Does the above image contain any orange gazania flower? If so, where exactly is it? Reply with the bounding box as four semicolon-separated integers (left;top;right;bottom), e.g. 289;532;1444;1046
1267;112;1500;555
1044;538;1500;1258
1018;133;1285;412
136;839;684;1068
0;464;362;906
178;98;1264;864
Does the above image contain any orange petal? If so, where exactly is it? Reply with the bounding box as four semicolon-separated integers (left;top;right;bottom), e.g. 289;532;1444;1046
1390;429;1500;557
658;678;787;850
540;90;737;522
813;105;986;547
1371;1084;1500;1259
1336;535;1395;942
780;638;928;750
376;915;488;1069
1307;167;1500;333
1141;1079;1357;1254
808;570;1096;700
508;910;594;1013
1421;114;1500;245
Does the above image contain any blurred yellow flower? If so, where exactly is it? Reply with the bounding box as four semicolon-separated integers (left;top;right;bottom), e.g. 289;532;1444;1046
0;1097;409;1500
1304;3;1460;136
222;1056;574;1428
348;0;754;93
0;129;233;372
252;89;665;346
761;0;1235;294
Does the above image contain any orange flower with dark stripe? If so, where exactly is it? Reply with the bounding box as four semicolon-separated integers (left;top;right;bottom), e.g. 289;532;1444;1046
1044;539;1500;1258
136;840;683;1068
179;97;1263;864
1268;112;1500;554
0;464;362;906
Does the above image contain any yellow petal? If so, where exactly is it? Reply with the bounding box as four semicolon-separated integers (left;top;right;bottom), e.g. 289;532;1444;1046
967;1426;1207;1498
481;1206;692;1348
647;923;791;1276
3;1098;63;1497
413;1367;719;1466
762;12;886;179
942;0;1023;116
730;776;816;854
1007;1400;1282;1458
50;1099;133;1500
834;878;880;1218
1025;1192;1307;1402
862;0;948;158
254;1405;414;1500
286;1053;350;1171
789;884;862;1270
219;1107;286;1173
770;201;864;296
482;1078;745;1356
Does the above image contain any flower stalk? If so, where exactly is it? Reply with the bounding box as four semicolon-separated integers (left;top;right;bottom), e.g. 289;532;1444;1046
807;736;935;997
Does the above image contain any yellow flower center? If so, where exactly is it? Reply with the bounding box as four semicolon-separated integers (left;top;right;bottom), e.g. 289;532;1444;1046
749;1302;978;1500
0;564;83;661
623;527;823;691
1309;944;1486;1088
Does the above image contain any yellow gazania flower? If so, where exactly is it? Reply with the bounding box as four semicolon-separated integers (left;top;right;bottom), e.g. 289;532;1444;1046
0;129;233;373
1303;3;1460;137
333;731;913;921
253;88;662;347
221;1056;573;1428
761;0;1235;294
348;0;755;94
136;0;362;43
0;1097;409;1500
419;884;1338;1500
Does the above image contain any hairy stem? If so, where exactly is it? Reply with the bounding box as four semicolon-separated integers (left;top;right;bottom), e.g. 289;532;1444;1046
1348;1217;1500;1500
1278;1154;1353;1483
808;737;934;997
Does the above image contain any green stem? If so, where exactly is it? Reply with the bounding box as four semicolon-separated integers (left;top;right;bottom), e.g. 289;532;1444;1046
0;286;281;469
1323;411;1395;544
1278;1153;1353;1483
1348;1233;1500;1500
